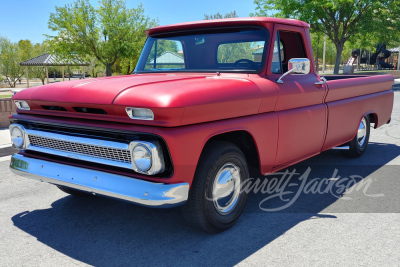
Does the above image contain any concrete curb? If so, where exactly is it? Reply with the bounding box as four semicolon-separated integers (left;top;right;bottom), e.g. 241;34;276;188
0;128;13;156
0;144;18;157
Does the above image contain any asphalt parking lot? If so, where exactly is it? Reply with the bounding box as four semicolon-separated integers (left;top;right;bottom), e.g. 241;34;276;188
0;87;399;266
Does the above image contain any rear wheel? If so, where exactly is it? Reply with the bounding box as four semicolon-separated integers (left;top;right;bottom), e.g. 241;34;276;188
57;185;90;197
181;141;249;233
346;116;370;158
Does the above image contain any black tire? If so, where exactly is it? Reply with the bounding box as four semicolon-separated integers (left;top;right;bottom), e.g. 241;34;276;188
181;141;249;233
56;185;91;197
346;115;370;158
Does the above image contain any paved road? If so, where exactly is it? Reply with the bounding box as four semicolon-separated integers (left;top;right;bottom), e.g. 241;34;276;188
0;91;399;266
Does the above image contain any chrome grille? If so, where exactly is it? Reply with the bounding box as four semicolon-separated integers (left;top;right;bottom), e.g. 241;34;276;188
28;135;131;163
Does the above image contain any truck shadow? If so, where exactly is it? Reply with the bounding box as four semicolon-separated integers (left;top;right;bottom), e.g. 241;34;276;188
11;142;400;266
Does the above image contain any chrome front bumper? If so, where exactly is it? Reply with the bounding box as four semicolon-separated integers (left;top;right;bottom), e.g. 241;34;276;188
10;154;189;207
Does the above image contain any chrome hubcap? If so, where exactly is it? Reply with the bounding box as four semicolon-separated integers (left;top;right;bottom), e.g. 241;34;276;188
357;117;367;147
212;163;241;215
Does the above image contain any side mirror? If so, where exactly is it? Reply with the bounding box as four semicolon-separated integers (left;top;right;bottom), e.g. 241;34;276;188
277;58;310;84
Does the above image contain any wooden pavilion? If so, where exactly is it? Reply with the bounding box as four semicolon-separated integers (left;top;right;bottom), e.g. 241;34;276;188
19;53;89;87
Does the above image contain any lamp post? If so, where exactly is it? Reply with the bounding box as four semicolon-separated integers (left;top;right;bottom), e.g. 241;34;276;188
322;36;326;73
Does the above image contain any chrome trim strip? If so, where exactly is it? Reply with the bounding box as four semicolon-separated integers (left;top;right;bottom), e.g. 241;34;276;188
331;146;350;150
27;146;132;169
10;154;189;207
25;129;130;150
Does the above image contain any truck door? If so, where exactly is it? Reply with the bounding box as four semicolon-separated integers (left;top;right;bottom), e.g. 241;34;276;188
268;25;327;168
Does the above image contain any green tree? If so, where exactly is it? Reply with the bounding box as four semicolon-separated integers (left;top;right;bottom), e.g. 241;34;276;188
252;0;399;74
310;32;323;71
47;0;157;76
18;40;48;85
0;37;24;87
18;40;34;61
1;37;51;86
30;43;50;85
120;7;158;75
204;11;238;20
204;11;258;65
364;2;400;48
87;57;105;77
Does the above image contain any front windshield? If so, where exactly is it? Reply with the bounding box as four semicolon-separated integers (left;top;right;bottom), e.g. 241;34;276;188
135;28;269;73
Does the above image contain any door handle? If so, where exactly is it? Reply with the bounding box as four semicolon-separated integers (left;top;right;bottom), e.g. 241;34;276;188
315;81;325;88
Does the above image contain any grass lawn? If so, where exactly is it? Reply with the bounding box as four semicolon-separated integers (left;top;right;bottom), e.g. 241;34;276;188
0;95;12;98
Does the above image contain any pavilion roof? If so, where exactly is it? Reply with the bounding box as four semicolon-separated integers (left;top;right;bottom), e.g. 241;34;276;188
20;53;89;66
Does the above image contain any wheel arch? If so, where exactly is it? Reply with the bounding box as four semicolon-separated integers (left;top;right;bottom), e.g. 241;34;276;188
366;112;378;129
200;130;262;177
348;111;375;142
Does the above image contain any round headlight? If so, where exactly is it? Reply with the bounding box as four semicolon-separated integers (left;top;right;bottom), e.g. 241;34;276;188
132;144;152;172
10;126;24;149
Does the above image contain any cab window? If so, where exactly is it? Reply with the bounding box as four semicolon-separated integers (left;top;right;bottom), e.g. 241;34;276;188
271;30;306;74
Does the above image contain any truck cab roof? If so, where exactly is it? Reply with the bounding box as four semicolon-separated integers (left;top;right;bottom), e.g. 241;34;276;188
146;17;310;36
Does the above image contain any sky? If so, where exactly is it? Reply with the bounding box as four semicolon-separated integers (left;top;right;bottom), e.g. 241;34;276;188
0;0;258;44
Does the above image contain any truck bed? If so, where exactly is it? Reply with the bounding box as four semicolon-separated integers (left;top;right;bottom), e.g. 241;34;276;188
322;74;393;102
321;74;394;151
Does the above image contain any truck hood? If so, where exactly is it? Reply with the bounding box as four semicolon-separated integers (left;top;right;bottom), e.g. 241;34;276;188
14;74;201;105
13;73;276;127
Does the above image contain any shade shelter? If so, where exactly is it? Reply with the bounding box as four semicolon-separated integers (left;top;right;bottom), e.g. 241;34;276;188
148;51;184;68
20;53;89;87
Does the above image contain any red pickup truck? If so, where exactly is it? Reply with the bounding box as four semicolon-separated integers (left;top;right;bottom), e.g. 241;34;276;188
9;17;394;233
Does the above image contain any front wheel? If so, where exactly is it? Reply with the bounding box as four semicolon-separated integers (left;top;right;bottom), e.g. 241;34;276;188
346;116;370;158
181;141;249;233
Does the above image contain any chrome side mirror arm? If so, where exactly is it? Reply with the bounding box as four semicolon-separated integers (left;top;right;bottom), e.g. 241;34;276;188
276;58;311;84
276;64;301;84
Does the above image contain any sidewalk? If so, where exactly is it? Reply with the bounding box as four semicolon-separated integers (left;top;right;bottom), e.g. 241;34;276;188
0;128;17;157
0;88;27;93
0;128;10;146
394;78;400;90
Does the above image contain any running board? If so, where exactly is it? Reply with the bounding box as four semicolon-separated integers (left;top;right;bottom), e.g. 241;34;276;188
331;146;350;150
